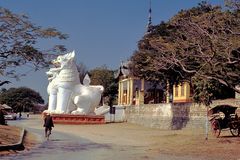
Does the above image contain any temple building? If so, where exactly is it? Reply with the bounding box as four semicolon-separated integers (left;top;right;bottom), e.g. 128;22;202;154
173;82;193;103
115;61;194;105
115;61;179;105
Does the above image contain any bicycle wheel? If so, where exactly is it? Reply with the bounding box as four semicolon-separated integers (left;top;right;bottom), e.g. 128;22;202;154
230;122;239;137
211;119;221;138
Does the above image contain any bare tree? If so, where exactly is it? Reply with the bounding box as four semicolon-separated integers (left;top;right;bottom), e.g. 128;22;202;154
0;7;68;85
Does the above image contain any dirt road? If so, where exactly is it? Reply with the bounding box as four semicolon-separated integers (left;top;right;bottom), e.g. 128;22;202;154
3;114;240;160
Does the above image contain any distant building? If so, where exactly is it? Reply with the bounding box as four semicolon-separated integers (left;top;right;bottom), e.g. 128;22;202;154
115;61;175;105
173;82;193;103
115;61;194;105
33;103;47;113
0;104;12;110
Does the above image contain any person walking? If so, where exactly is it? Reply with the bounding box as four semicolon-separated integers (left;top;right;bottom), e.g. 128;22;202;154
19;112;22;120
43;113;54;140
26;113;30;118
0;109;6;125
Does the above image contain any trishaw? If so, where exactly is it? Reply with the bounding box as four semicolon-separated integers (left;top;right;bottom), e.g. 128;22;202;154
208;105;240;137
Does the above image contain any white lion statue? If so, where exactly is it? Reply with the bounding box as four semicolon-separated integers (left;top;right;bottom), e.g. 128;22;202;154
45;51;104;115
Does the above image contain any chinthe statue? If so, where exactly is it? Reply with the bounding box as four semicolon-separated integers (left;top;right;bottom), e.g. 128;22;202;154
45;51;104;115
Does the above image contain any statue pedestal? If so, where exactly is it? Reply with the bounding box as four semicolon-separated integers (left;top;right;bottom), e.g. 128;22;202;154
51;114;105;124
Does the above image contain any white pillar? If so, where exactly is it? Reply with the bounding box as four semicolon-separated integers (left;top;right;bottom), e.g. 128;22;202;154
48;94;57;112
55;88;72;113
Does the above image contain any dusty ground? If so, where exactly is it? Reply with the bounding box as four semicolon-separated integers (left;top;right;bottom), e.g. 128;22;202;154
22;131;39;151
0;125;21;145
55;123;240;160
0;125;38;156
0;115;240;159
0;125;22;156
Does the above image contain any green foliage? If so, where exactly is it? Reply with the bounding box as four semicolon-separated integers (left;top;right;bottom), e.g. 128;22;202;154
0;87;44;112
131;2;240;105
89;65;118;101
225;0;240;11
192;77;235;105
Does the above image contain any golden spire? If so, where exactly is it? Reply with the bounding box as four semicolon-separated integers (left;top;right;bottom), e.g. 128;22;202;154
146;0;153;34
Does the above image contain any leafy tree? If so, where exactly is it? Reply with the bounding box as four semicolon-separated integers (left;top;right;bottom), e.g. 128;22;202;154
225;0;240;10
0;87;44;112
0;7;68;85
0;88;6;93
131;2;240;105
89;65;118;103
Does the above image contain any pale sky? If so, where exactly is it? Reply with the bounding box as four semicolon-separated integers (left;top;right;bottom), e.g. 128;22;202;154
0;0;224;103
